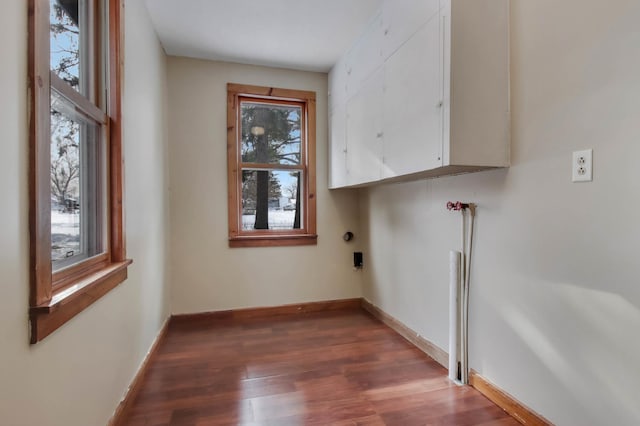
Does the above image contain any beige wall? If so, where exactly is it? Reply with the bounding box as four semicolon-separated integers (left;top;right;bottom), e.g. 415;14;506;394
0;1;170;425
167;58;362;313
360;0;640;424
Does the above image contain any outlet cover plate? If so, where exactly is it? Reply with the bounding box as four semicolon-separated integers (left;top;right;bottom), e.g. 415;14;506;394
572;149;593;182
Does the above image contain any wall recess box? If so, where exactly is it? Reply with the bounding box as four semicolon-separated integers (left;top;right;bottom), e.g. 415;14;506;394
354;252;363;268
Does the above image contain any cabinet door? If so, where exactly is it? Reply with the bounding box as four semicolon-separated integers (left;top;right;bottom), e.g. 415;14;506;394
328;104;348;188
381;0;440;60
346;12;384;101
382;13;443;179
329;55;348;113
346;67;384;186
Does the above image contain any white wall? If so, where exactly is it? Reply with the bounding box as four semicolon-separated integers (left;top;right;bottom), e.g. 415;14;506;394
167;58;362;313
0;1;170;425
360;0;640;424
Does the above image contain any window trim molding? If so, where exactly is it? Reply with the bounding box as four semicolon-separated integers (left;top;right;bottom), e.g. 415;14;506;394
28;0;130;344
226;83;317;248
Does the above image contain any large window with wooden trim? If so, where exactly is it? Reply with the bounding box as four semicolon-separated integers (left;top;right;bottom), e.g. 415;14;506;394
227;84;317;247
28;0;130;343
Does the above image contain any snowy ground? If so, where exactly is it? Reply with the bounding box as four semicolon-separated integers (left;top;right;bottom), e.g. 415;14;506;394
51;211;80;261
242;209;296;230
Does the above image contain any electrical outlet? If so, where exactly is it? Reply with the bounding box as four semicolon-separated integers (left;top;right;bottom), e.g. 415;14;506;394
572;149;593;182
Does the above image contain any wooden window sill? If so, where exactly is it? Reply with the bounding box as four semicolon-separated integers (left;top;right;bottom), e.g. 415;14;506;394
29;259;132;343
229;234;317;248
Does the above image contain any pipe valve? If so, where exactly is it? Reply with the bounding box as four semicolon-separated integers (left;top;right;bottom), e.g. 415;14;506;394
446;201;470;211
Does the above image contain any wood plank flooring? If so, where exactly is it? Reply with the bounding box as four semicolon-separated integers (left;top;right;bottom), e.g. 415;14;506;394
122;308;518;426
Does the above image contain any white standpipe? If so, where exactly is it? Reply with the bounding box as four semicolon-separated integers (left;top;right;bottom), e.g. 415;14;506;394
460;208;468;384
461;205;475;384
448;250;461;382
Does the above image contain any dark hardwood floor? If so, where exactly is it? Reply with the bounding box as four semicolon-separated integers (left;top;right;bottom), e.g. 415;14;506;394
122;308;518;426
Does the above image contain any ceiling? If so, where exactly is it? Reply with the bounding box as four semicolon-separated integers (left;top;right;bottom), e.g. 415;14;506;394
144;0;383;73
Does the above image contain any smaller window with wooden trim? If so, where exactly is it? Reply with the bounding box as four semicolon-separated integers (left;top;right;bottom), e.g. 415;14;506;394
227;84;317;248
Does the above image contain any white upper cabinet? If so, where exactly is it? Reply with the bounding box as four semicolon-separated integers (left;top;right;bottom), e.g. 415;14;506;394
346;67;384;186
345;12;384;101
328;55;349;188
329;103;348;188
382;12;443;178
329;54;348;113
328;0;510;188
381;0;441;60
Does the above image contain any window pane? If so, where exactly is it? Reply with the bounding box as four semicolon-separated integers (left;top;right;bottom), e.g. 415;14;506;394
51;91;105;270
241;170;302;230
241;102;302;165
50;0;92;97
